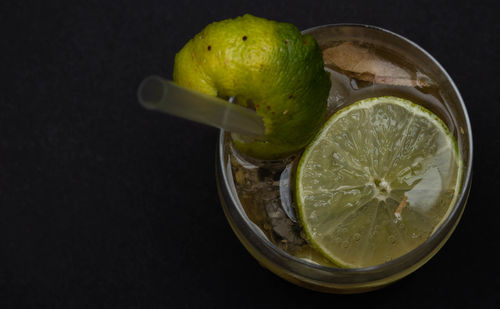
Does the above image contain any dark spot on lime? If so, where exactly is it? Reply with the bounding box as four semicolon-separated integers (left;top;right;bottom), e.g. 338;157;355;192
289;95;294;99
242;36;247;41
207;45;211;51
246;99;256;111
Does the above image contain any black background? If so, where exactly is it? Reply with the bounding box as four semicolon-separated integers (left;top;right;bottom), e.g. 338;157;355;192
2;0;499;308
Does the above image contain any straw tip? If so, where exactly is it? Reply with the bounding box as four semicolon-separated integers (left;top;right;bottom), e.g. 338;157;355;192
138;76;165;108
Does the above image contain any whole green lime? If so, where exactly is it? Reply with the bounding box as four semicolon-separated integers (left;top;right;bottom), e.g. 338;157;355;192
173;14;331;159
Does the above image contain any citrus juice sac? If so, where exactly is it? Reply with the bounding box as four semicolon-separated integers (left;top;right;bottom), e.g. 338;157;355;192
224;30;464;268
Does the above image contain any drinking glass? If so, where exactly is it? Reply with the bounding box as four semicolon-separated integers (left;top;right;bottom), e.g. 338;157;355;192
216;24;472;293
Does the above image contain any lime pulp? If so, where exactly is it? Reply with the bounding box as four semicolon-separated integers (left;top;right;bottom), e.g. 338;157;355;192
296;96;462;268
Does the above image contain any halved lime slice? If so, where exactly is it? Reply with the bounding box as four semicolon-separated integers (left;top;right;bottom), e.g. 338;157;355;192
296;96;462;268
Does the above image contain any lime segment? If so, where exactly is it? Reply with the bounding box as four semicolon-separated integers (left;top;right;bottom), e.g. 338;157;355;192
296;96;462;268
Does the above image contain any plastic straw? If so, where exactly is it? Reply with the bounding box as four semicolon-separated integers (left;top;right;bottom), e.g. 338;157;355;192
138;76;265;137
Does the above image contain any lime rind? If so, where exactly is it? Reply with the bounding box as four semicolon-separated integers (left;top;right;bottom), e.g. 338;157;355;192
296;96;463;268
173;14;331;159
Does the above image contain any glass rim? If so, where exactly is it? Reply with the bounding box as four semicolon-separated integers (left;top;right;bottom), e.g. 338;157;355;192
216;23;473;285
